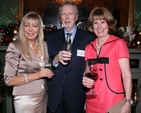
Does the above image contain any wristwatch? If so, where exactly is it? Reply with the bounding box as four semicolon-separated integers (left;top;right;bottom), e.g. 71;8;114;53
126;99;134;105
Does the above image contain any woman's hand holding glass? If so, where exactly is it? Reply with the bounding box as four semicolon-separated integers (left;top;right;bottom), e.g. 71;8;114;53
35;60;54;79
83;76;94;88
83;62;98;98
36;68;54;79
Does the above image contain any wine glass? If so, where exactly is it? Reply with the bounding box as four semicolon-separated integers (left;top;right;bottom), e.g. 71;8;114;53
85;63;98;98
44;59;52;70
63;43;71;63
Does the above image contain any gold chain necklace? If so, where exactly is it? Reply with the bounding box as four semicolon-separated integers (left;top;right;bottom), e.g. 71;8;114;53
30;43;41;58
33;47;39;54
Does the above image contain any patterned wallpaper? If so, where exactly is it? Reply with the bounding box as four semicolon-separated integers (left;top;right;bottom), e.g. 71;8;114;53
0;0;141;29
134;0;141;29
0;0;18;27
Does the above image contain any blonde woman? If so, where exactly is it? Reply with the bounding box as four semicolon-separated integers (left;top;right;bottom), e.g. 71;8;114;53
4;12;54;113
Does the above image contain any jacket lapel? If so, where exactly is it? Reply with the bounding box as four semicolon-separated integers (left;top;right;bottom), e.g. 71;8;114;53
56;29;66;50
71;28;83;52
28;46;41;69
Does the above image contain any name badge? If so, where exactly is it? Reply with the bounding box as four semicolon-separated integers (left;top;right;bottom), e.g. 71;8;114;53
77;50;85;57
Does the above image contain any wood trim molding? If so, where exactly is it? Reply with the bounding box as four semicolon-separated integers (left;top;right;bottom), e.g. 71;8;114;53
15;0;24;21
128;0;135;29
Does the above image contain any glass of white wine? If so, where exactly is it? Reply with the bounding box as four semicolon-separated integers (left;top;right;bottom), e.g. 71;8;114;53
44;59;52;70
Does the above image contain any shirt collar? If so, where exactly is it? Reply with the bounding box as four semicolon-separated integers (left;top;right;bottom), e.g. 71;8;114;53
64;26;77;35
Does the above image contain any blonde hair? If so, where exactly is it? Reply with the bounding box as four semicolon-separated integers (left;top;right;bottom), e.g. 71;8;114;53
18;11;47;61
87;7;117;34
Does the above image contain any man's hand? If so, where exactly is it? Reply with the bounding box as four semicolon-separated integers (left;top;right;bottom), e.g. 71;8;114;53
54;50;72;65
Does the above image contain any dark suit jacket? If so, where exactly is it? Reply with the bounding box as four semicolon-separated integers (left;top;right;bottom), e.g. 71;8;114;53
46;28;95;112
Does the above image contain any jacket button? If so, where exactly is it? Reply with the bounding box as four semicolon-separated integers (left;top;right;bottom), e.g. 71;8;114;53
99;68;102;71
100;78;103;80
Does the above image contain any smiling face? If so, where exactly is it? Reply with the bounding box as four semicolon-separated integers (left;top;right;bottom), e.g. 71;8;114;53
23;19;39;41
23;19;40;42
60;4;78;32
87;7;116;36
93;18;109;39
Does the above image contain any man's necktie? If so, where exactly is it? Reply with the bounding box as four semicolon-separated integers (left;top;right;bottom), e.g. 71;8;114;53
64;33;72;63
65;33;72;52
66;33;71;44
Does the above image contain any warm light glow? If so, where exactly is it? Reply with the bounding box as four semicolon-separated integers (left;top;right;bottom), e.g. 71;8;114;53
13;29;18;35
137;41;141;45
56;0;82;4
12;37;17;41
139;30;141;35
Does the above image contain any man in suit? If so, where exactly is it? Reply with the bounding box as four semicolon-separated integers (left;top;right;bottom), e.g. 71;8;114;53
46;1;95;113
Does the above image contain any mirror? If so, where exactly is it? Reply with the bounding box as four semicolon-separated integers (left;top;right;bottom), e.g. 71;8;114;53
16;0;135;29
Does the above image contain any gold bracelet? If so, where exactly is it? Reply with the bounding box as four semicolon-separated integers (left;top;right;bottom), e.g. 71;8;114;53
24;74;29;83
